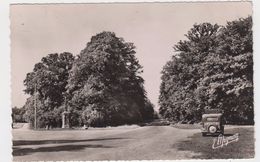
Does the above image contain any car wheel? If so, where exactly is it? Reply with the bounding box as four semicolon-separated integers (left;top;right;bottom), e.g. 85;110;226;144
208;126;217;134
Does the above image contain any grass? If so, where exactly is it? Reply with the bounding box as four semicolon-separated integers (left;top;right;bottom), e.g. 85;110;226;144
174;127;255;159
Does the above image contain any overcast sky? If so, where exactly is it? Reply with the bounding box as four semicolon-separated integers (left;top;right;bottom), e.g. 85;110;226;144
11;2;252;110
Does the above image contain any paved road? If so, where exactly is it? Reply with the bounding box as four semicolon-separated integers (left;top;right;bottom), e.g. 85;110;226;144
13;126;202;161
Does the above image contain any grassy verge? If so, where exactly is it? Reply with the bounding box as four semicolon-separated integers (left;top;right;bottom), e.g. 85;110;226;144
174;126;255;159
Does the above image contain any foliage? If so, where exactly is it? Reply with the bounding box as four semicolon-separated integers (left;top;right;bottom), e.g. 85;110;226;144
12;106;26;123
23;53;75;128
22;32;154;128
67;31;154;127
159;17;253;124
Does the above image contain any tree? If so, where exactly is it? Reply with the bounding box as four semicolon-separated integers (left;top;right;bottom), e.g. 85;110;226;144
159;23;220;123
159;17;253;124
67;31;154;127
23;52;75;128
203;16;253;124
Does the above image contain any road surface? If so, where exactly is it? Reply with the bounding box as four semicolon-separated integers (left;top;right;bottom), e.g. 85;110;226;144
14;125;254;161
13;125;203;161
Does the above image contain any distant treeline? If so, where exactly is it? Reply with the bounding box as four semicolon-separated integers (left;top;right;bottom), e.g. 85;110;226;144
12;106;26;123
159;16;253;125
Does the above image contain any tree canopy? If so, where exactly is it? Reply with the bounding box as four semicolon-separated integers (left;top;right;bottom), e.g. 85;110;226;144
67;31;154;127
23;52;75;128
23;32;154;128
159;16;253;124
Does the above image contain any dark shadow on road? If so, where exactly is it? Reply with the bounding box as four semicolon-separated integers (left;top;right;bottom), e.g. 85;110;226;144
13;144;113;156
13;137;125;146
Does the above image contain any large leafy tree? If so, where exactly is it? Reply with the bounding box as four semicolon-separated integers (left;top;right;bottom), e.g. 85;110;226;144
67;31;154;127
23;52;75;128
159;23;220;123
201;16;253;124
159;17;253;124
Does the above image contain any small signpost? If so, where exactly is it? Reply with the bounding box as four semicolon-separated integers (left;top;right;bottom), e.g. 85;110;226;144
62;111;70;128
34;83;37;130
62;95;70;128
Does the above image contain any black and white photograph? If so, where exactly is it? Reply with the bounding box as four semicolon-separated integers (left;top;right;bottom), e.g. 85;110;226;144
5;0;256;161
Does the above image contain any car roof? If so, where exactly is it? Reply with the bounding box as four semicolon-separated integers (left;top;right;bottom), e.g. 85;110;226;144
202;113;223;118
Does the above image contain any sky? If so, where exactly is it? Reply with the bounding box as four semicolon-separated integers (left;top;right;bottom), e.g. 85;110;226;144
10;2;252;111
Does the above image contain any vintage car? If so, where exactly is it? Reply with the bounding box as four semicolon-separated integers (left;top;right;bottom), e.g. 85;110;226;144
201;113;224;136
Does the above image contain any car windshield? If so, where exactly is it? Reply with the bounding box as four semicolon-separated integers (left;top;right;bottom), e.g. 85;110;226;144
206;117;219;122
